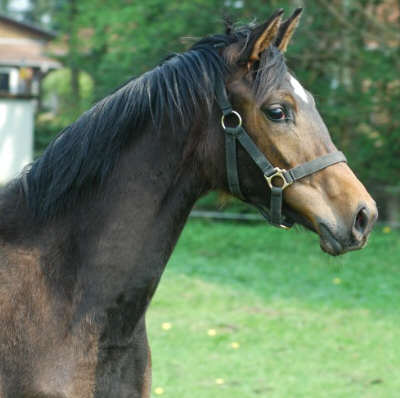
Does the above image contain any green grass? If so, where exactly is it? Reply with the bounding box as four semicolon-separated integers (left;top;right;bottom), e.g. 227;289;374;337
147;220;400;398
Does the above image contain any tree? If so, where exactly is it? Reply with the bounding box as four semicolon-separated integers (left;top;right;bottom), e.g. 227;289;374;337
31;0;399;219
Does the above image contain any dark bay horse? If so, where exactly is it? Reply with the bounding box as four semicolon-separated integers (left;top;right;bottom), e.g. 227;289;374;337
0;9;377;397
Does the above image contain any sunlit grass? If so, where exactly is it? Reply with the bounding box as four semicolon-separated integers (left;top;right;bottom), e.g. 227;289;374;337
148;220;400;398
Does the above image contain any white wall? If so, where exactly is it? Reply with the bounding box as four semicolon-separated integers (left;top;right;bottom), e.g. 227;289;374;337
0;67;19;95
0;99;33;183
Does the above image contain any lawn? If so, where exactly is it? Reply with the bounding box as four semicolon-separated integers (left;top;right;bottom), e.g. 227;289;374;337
147;220;400;398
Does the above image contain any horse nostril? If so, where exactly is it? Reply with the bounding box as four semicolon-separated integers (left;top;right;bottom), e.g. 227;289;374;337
352;207;369;241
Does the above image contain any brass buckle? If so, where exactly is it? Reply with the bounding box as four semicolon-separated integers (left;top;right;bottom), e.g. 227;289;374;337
264;168;292;190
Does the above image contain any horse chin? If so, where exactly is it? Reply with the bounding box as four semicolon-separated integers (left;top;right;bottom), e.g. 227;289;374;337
317;223;344;256
282;206;345;256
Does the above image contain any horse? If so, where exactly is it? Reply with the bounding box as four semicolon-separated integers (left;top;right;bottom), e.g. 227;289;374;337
0;8;377;397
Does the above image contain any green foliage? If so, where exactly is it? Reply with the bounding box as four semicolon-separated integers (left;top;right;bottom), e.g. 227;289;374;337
60;0;229;99
34;68;94;155
29;0;398;203
34;113;65;157
148;220;400;397
42;68;94;122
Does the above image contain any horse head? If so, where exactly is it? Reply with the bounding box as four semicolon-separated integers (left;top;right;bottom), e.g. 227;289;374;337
205;9;377;255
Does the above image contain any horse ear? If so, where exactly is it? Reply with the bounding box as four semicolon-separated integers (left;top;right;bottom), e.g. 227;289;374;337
246;9;284;69
275;8;303;53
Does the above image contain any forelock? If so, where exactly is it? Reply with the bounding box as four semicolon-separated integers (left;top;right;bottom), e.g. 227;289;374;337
253;46;287;103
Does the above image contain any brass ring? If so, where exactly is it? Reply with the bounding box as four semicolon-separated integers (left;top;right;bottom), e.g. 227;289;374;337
221;110;242;130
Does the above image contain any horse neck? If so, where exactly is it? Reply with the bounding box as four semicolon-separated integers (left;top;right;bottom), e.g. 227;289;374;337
64;122;209;319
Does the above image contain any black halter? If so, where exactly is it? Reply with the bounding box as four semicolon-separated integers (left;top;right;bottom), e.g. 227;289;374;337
215;79;347;229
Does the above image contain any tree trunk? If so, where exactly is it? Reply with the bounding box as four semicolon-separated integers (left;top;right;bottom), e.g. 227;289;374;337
68;0;80;111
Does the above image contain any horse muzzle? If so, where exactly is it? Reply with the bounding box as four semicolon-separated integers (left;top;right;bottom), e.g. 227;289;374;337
317;203;378;256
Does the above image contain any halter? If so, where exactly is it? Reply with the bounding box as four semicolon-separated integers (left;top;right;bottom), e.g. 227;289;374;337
215;79;347;229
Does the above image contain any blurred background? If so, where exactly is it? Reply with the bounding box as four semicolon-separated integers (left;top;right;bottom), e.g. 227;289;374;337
0;2;399;397
0;0;398;224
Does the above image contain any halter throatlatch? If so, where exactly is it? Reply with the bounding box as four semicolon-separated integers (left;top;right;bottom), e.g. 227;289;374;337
216;80;347;229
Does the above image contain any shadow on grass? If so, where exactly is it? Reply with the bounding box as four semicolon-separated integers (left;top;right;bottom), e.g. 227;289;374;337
166;219;400;317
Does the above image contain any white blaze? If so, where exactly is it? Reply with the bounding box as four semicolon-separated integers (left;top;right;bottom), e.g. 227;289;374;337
289;75;309;103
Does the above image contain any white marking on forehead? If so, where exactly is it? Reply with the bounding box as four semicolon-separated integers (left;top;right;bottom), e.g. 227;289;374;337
289;75;309;103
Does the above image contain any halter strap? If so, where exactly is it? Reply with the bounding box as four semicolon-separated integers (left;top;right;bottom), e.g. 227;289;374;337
215;81;347;228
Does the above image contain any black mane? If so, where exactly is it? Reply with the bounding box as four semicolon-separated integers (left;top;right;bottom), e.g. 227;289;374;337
21;26;286;222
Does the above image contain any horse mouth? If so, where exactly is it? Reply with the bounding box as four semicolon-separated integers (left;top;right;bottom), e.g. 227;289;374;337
269;205;371;256
282;207;352;256
284;211;345;256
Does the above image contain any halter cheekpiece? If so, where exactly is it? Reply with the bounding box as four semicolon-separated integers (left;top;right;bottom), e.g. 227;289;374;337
215;78;347;229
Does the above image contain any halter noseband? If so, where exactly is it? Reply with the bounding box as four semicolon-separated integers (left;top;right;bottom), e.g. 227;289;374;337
215;79;347;229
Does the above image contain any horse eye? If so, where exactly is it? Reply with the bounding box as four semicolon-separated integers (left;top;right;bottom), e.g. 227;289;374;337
264;106;288;122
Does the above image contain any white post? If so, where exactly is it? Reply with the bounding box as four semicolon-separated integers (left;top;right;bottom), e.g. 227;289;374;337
0;98;34;183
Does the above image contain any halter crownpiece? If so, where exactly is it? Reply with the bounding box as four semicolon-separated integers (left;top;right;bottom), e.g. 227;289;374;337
215;79;347;229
